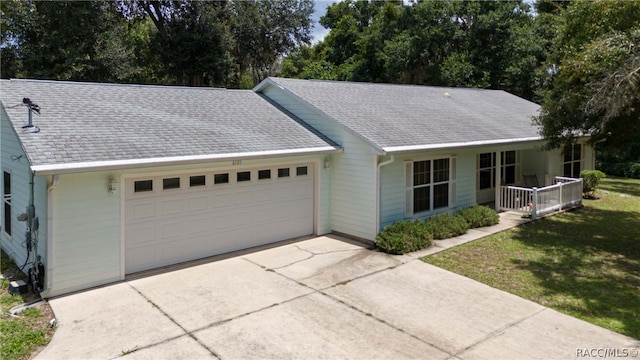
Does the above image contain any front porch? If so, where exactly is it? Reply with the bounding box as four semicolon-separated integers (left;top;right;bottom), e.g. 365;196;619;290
498;176;583;219
474;144;589;220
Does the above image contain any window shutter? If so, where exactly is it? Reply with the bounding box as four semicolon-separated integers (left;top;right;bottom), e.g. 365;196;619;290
404;161;412;218
579;144;584;175
450;157;457;208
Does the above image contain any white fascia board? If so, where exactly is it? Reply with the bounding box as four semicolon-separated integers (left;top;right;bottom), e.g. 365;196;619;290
31;146;340;175
382;137;544;154
252;78;275;92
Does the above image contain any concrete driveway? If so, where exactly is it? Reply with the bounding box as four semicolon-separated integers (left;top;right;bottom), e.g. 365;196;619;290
37;235;638;360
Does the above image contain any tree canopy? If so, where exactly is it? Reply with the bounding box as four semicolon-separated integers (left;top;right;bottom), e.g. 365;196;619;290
282;0;548;100
1;0;638;163
1;0;313;88
534;0;640;156
281;0;639;163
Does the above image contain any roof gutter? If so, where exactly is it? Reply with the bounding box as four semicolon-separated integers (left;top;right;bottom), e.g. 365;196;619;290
382;137;543;154
31;146;341;176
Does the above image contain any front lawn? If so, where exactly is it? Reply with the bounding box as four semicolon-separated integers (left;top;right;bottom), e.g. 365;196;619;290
423;177;640;339
0;251;55;360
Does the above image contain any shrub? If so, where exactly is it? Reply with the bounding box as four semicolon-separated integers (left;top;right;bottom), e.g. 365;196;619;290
376;220;433;255
425;213;469;240
625;163;640;179
597;162;626;177
597;162;640;179
580;170;606;195
457;205;500;228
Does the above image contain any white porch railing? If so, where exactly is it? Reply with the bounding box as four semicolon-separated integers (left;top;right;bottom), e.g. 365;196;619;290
499;176;583;219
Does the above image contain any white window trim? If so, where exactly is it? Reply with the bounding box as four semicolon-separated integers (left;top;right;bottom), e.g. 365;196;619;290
562;144;583;178
477;150;520;190
404;156;456;218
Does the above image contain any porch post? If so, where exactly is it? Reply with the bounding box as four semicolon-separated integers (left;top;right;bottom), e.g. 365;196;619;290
558;181;563;210
494;151;501;211
531;187;538;220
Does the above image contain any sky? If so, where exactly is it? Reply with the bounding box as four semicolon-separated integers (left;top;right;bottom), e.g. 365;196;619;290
311;1;335;43
310;0;537;44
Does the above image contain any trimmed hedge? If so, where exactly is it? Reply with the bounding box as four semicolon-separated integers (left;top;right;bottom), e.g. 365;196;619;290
425;213;469;240
376;206;501;254
457;205;500;228
375;220;433;255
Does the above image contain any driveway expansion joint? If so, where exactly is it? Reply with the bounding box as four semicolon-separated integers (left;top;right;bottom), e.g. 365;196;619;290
294;244;369;256
316;288;454;357
453;307;548;358
125;283;222;359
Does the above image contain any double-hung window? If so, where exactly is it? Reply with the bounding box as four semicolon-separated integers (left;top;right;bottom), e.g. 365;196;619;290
3;171;11;236
406;158;455;216
563;144;582;178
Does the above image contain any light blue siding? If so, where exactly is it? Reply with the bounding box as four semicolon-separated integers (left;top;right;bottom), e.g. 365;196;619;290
455;151;477;209
1;106;47;279
49;171;121;296
379;150;476;231
262;86;378;240
378;142;573;231
521;148;548;186
544;140;595;184
584;143;595;172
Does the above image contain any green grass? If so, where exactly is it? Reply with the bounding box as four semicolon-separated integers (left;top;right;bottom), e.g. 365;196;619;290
423;177;640;339
0;251;55;360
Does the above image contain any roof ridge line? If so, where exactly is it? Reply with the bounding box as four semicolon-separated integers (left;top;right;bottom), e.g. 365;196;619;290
7;78;229;91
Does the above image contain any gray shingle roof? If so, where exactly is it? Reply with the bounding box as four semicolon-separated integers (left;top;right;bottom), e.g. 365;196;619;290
264;77;542;152
1;79;338;168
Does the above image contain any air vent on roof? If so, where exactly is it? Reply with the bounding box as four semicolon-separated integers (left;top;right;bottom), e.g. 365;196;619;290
21;98;40;133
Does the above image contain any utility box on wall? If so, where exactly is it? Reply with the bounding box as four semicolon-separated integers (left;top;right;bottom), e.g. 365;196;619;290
9;280;28;295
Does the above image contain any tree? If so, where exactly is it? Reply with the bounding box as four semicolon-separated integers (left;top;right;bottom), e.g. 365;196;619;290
118;0;313;87
282;0;544;100
152;2;231;86
229;0;314;86
535;0;640;156
118;0;231;86
1;1;144;82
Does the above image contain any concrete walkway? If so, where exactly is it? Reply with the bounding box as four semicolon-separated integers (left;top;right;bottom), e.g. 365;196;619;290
37;215;638;360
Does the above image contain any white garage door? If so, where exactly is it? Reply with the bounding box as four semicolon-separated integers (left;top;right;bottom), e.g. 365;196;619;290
125;164;314;274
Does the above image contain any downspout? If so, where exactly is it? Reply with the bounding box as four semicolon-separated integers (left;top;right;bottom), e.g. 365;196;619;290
375;155;395;237
39;174;59;298
495;151;502;212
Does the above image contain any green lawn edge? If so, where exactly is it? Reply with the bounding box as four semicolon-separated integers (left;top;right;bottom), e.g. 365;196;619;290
1;251;55;360
422;177;640;339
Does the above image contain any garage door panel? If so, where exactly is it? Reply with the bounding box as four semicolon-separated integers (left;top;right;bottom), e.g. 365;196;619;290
127;222;158;247
127;201;157;223
235;190;255;205
126;250;156;274
159;220;183;240
125;165;314;274
210;192;234;209
160;198;183;216
186;195;209;212
186;215;210;235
